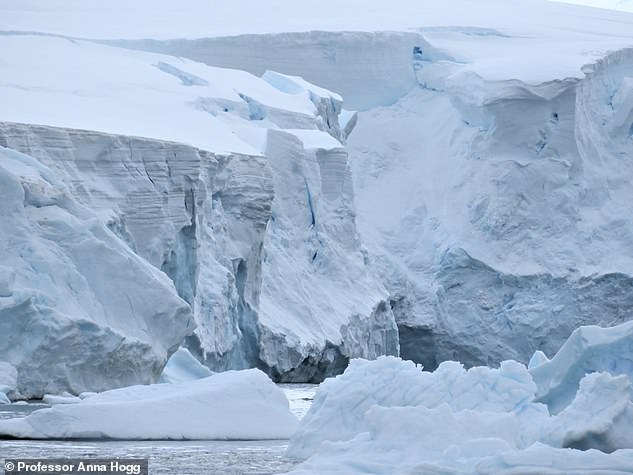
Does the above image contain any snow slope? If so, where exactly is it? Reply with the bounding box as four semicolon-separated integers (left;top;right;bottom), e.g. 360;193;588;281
0;369;298;440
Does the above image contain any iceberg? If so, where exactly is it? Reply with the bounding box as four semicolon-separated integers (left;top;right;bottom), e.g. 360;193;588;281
530;320;633;413
286;322;633;474
0;369;298;440
288;356;545;459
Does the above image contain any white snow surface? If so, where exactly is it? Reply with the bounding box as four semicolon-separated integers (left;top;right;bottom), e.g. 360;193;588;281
0;369;298;440
1;0;633;110
0;35;337;154
159;347;213;384
549;0;633;12
287;323;633;473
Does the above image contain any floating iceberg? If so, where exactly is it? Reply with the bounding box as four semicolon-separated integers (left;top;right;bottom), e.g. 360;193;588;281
530;320;633;414
0;369;298;440
287;322;633;474
287;356;541;459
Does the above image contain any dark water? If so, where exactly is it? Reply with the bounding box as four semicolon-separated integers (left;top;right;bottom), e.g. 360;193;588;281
0;384;317;475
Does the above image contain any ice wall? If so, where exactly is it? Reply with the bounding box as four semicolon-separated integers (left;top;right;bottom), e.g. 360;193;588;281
103;31;421;111
128;29;633;369
0;35;399;392
0;145;192;398
3;0;633;383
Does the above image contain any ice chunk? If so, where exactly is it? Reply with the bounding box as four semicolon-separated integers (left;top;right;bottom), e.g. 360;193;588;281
545;372;633;452
42;393;82;405
159;347;213;384
338;109;358;139
288;356;539;458
528;350;550;370
0;369;298;440
286;359;633;474
530;320;633;414
0;392;9;405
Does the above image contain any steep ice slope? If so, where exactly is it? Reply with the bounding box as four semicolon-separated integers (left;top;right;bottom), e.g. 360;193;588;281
0;36;396;388
0;146;191;398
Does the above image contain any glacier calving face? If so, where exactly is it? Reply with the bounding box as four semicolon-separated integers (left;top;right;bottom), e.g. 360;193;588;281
34;0;631;370
0;35;397;394
0;145;192;398
2;0;633;389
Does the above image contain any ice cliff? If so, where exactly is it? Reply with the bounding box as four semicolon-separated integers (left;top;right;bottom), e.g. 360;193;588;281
0;36;396;397
39;0;633;370
1;0;633;394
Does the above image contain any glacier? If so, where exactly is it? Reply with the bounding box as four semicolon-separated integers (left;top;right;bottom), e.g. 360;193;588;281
0;145;192;399
1;0;633;395
0;34;396;396
4;0;630;373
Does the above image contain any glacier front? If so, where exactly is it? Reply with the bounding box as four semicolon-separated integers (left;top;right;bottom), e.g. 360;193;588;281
1;0;633;394
0;34;397;396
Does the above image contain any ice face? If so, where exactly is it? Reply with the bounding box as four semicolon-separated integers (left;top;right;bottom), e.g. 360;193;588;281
0;35;397;394
0;146;192;399
19;0;630;371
